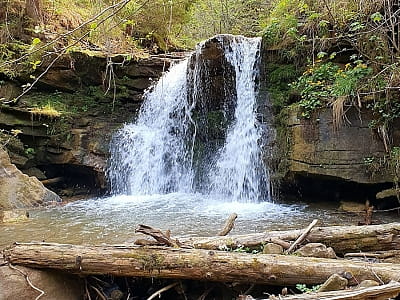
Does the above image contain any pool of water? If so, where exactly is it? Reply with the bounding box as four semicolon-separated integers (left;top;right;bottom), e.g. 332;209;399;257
1;193;397;247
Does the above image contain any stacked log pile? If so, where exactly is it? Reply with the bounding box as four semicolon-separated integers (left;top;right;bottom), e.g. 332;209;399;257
3;221;400;299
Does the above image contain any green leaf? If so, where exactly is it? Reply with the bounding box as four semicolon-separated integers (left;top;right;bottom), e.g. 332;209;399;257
32;38;41;46
371;12;383;22
90;22;98;30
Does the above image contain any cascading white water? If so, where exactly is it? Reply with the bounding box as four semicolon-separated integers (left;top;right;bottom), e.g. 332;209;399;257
108;61;194;195
208;36;270;202
108;35;270;202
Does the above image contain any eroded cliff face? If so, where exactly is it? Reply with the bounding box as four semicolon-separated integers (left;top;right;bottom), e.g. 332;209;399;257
279;105;398;203
0;51;185;198
286;106;391;183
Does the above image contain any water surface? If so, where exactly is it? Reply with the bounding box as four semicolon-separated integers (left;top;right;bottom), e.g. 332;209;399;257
1;193;391;247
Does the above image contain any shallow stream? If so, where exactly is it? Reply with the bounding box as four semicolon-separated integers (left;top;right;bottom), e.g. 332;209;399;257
1;193;397;247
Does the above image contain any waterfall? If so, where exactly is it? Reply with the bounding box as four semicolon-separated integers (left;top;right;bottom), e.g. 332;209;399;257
208;36;270;202
108;35;271;202
108;61;194;195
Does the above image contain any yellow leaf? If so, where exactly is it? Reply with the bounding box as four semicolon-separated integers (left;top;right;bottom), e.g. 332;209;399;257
11;129;23;136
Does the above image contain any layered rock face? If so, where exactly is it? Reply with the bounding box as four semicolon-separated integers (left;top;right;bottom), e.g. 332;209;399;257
286;106;391;184
0;148;60;210
280;105;398;202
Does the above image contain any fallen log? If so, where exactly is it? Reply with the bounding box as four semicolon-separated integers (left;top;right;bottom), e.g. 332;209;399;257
267;281;400;300
4;242;400;285
183;223;400;254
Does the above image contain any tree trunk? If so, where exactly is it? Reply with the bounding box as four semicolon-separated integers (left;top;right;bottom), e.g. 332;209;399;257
25;0;43;23
183;223;400;254
4;242;400;286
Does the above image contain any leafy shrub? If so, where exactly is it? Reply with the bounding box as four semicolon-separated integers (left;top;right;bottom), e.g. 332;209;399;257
291;61;372;118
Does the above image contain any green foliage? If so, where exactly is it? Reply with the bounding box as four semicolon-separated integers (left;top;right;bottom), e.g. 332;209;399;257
261;0;305;46
368;98;400;129
296;283;322;293
292;61;372;118
24;147;35;155
180;0;270;46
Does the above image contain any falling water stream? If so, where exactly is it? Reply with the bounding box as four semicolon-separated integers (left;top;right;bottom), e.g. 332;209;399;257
108;35;268;201
0;35;384;247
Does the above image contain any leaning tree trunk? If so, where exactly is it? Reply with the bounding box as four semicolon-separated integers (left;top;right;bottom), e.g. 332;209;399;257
4;242;400;286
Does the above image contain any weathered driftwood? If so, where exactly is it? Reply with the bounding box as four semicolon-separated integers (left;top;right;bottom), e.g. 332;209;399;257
183;223;400;254
285;219;318;254
267;281;400;300
4;242;400;285
135;224;181;248
218;213;237;236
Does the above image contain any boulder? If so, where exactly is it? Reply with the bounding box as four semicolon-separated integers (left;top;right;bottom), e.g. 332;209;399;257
295;243;337;259
317;273;348;292
0;259;83;300
263;243;284;254
0;149;60;210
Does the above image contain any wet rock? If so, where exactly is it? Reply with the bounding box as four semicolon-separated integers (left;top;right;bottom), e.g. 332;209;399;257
0;149;60;210
0;81;22;100
339;201;366;213
263;243;284;254
0;259;83;300
356;280;380;289
317;274;348;292
295;243;337;259
0;210;29;223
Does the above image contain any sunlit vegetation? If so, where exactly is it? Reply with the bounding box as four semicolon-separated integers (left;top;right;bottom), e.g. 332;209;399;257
1;0;400;146
29;102;61;118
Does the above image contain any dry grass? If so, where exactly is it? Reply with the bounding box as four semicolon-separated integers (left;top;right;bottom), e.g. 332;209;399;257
29;103;61;118
331;96;347;131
